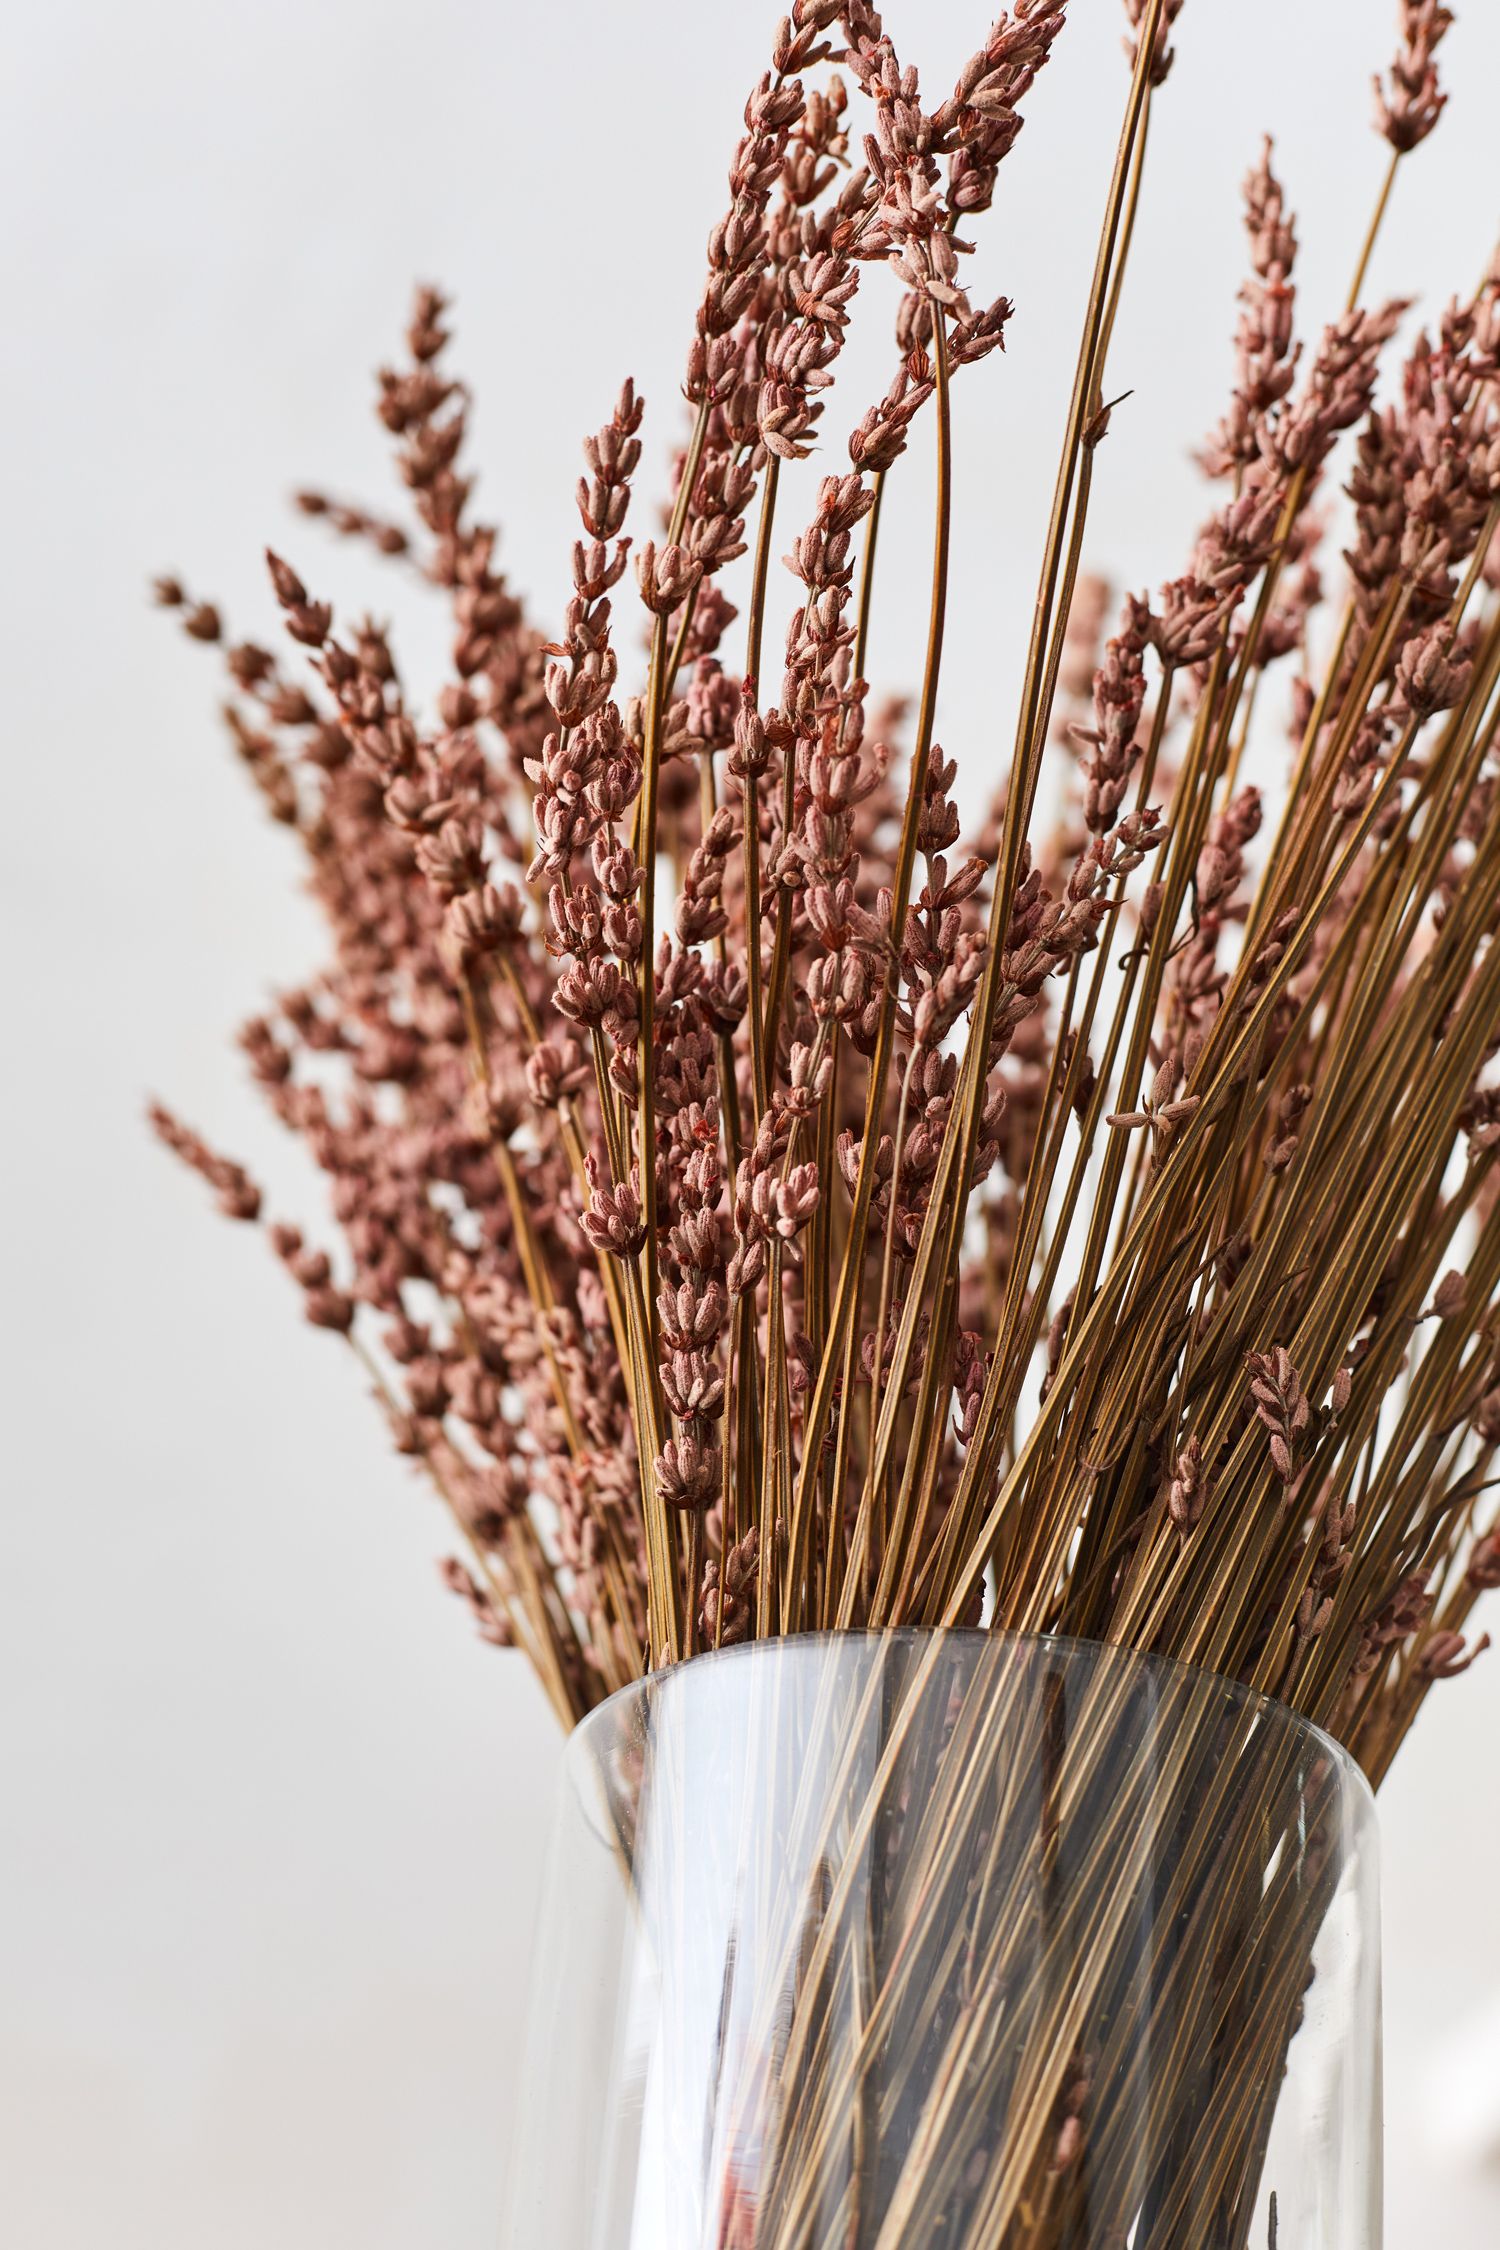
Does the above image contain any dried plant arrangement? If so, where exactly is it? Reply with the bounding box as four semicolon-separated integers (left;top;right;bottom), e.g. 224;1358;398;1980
152;3;1499;2237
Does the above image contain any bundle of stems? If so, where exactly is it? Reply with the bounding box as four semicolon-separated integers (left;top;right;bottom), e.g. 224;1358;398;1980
156;3;1499;2223
156;0;1497;1766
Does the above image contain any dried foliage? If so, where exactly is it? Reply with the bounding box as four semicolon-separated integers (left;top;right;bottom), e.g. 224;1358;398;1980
155;0;1499;1812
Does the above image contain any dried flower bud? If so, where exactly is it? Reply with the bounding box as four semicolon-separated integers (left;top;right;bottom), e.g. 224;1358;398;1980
700;1527;759;1646
443;883;523;966
304;1285;356;1333
656;1433;721;1512
266;550;332;646
1168;1436;1206;1533
437;1558;511;1649
1122;0;1187;88
1247;1347;1309;1487
579;1169;646;1260
1466;1530;1500;1592
1395;622;1471;718
774;1162;821;1240
1374;2;1453;153
1418;1627;1489;1680
635;540;703;616
525;1039;588;1109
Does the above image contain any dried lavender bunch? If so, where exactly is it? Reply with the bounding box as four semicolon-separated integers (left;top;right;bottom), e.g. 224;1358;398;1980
155;0;1500;1820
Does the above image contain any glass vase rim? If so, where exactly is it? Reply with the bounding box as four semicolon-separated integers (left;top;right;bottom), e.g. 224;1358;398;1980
563;1624;1375;1815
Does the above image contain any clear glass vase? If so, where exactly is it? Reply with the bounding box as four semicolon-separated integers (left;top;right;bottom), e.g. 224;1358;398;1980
502;1631;1380;2249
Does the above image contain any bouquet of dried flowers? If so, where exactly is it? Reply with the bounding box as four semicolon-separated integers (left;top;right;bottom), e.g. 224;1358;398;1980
153;0;1499;2234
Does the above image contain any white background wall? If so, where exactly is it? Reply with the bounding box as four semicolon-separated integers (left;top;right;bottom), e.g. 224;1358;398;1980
4;2;1499;2242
